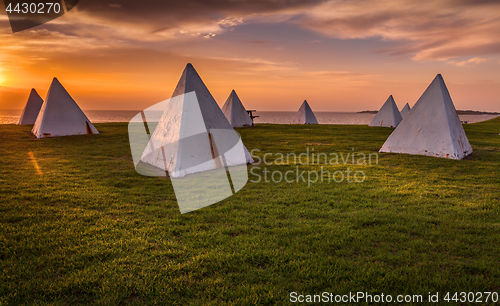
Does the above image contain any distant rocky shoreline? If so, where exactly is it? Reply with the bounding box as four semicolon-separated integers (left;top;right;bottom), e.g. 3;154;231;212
359;110;500;115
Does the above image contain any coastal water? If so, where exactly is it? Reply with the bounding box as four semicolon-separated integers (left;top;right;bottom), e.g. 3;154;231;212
253;111;499;125
1;109;498;125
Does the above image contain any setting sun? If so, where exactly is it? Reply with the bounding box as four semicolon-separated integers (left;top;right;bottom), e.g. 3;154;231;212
0;68;5;85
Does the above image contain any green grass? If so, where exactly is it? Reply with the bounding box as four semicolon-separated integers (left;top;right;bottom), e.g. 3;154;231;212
1;118;499;305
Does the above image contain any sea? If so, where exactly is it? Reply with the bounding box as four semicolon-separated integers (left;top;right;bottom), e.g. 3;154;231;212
0;109;498;125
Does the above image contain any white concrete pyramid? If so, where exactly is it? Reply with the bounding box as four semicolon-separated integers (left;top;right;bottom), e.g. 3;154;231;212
19;88;44;125
292;100;318;124
32;78;98;138
140;63;253;178
400;103;411;118
379;74;473;160
369;95;402;127
222;90;253;127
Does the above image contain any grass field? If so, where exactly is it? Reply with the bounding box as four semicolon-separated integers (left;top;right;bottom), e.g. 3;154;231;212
1;118;500;305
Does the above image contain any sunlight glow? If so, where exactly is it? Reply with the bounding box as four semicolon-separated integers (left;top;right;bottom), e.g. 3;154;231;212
0;69;5;85
28;152;43;176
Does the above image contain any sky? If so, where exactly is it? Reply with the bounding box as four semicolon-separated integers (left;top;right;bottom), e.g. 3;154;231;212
0;0;499;112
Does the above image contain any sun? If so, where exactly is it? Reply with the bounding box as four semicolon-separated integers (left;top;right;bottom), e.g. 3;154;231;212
0;69;5;86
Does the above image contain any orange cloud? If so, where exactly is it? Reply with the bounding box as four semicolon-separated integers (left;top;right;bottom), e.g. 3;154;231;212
295;0;500;61
448;57;489;67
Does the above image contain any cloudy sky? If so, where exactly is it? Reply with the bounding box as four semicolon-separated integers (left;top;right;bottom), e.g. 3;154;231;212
1;0;499;111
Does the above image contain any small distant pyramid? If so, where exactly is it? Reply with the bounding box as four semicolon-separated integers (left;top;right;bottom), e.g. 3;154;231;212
369;95;402;127
140;63;253;178
400;103;411;118
32;78;98;138
19;88;44;125
222;90;253;127
379;74;472;160
292;100;318;124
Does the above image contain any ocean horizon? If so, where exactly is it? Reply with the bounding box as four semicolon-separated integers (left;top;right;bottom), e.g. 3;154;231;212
1;109;498;125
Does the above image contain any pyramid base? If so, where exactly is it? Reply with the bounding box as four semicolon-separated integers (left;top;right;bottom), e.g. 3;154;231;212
379;147;473;160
